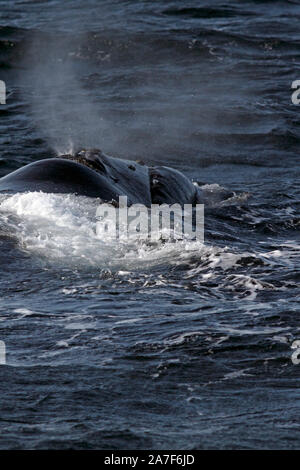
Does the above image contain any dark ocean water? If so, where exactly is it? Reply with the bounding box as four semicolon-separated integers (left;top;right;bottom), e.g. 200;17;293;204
0;0;299;450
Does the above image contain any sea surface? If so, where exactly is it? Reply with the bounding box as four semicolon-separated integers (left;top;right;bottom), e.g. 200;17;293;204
0;0;299;449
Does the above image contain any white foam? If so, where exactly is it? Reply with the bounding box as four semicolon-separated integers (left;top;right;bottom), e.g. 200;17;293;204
0;191;208;270
0;191;283;301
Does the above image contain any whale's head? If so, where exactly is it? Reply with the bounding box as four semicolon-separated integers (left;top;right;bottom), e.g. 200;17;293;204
57;148;152;206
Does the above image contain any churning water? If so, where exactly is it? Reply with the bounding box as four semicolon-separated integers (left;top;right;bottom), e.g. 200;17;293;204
0;0;299;449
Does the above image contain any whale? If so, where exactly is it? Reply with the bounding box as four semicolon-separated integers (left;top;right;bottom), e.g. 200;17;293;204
0;148;200;207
